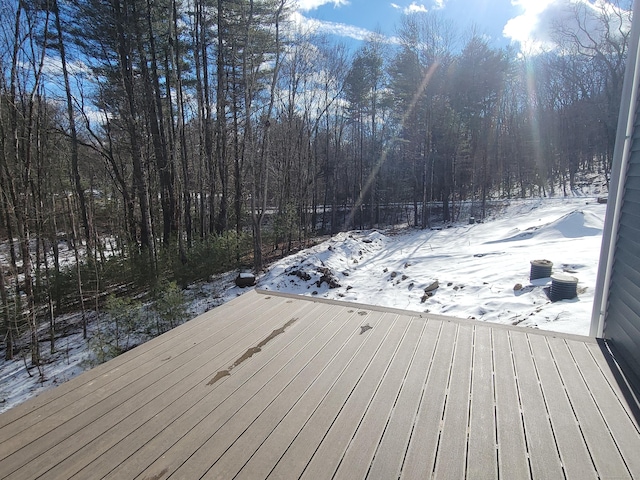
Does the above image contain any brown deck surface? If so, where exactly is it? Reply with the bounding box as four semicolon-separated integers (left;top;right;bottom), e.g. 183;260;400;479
1;289;639;479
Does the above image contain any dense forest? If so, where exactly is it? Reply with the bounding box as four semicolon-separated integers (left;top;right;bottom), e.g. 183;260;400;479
0;0;631;364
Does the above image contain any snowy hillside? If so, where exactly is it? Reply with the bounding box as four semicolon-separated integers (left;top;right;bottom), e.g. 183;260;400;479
0;196;606;413
258;197;606;336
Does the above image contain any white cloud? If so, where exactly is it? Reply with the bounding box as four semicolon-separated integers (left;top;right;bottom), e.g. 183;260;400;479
290;11;375;41
503;0;556;53
433;0;446;9
390;1;430;14
290;11;401;45
504;0;632;54
406;2;428;13
296;0;349;12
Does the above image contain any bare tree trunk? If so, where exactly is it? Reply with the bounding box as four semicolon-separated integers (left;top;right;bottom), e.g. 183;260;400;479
114;0;153;255
215;0;228;235
68;196;87;338
0;251;11;360
172;0;192;249
191;0;212;237
141;0;175;245
0;173;17;360
6;2;51;368
251;0;286;271
53;0;93;261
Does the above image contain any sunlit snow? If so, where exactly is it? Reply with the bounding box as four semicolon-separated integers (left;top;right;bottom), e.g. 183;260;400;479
259;197;604;336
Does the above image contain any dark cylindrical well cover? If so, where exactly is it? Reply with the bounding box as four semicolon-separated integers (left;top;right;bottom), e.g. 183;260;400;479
550;272;578;301
530;259;553;280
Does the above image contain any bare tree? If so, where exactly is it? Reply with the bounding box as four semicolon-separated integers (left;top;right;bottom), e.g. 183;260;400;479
553;0;632;175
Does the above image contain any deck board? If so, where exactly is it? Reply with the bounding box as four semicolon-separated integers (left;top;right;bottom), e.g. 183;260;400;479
299;314;410;480
365;319;441;480
0;290;639;480
7;298;304;478
567;341;640;475
527;334;598;479
400;320;458;479
466;325;498;480
90;298;327;479
493;328;530;479
234;309;391;480
548;337;631;478
433;323;473;480
2;295;302;479
585;341;640;431
198;305;365;479
268;314;395;478
118;301;336;480
0;291;276;448
331;318;425;480
510;331;564;479
265;311;398;480
48;299;324;480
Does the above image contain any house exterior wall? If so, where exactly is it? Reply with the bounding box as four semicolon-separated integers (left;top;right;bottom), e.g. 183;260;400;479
591;1;640;377
604;107;640;373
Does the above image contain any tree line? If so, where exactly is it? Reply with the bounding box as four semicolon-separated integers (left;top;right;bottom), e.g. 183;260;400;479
0;0;631;364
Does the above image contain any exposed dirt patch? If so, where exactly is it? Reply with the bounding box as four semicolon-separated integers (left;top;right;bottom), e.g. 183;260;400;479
316;267;341;289
289;269;311;281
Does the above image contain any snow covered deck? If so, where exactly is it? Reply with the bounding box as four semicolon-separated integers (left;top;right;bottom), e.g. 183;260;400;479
1;290;639;479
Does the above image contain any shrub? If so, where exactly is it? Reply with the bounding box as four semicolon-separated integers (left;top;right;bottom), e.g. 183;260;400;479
153;281;187;334
88;294;144;364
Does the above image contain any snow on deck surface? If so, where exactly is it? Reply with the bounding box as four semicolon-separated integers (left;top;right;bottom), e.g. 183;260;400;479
0;290;638;479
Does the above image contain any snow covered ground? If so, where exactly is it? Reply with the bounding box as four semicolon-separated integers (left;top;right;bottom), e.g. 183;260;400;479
260;197;605;336
0;196;607;413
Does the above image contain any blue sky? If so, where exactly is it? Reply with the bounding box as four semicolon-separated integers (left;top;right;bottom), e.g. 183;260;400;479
291;0;616;52
299;0;516;44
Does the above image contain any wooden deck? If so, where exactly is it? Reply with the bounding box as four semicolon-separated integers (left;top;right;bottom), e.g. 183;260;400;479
1;290;639;479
